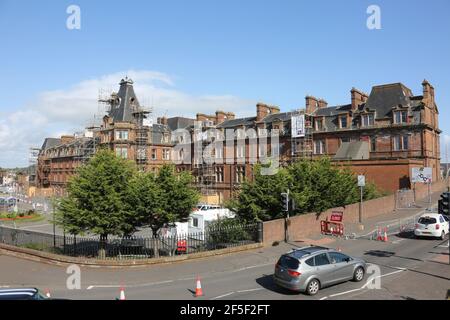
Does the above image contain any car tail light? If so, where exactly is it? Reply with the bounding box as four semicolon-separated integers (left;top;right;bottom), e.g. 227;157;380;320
435;224;440;230
288;270;301;277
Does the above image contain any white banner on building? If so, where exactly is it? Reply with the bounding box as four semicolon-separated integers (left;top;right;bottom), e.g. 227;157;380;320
411;167;432;183
291;114;305;138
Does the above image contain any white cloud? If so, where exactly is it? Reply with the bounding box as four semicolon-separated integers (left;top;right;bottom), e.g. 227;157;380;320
0;70;256;168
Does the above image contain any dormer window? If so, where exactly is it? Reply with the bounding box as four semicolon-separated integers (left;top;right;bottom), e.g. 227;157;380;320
339;115;348;129
315;118;324;131
361;114;374;127
394;111;408;124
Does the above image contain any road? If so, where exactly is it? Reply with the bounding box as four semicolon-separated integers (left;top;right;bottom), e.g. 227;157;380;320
0;230;448;300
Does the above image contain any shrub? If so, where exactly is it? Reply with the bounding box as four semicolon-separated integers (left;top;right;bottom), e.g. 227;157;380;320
207;218;251;244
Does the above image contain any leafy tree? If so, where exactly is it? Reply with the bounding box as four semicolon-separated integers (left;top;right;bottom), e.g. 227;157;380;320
228;158;381;222
129;165;200;237
55;150;137;258
127;165;200;257
226;164;292;222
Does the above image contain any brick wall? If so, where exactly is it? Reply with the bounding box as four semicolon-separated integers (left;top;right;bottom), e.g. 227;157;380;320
262;179;447;246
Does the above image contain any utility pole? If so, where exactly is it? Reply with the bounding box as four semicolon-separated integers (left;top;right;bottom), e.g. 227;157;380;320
446;141;449;192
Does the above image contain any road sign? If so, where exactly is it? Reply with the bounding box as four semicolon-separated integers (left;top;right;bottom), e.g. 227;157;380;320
330;211;343;222
411;167;432;183
357;175;365;187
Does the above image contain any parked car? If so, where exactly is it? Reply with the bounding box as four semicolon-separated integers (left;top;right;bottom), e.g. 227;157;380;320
414;213;449;240
0;288;49;300
273;246;367;295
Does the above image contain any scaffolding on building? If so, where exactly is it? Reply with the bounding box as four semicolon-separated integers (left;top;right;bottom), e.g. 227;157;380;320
194;121;217;196
132;104;152;172
290;108;314;163
29;147;41;185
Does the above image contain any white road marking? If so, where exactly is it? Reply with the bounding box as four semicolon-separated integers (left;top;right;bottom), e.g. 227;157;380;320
232;263;273;273
328;288;363;298
0;286;11;288
211;292;235;300
392;239;406;244
237;288;263;293
320;268;407;300
86;279;174;290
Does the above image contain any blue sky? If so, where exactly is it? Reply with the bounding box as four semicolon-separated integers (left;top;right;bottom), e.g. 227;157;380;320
0;0;449;167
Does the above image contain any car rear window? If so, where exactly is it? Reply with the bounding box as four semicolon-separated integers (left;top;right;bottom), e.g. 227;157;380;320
278;255;300;270
418;217;437;224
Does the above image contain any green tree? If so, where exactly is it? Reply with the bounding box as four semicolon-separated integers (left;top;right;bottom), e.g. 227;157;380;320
127;165;200;257
226;164;291;222
129;165;199;236
229;158;381;222
55;150;137;258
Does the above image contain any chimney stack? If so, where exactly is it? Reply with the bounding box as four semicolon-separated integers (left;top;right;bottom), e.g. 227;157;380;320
215;110;227;125
351;88;368;111
318;99;328;109
305;96;319;114
226;112;235;120
256;103;272;121
422;79;435;106
60;135;75;144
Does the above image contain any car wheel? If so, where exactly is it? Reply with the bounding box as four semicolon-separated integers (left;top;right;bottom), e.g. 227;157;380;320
306;279;320;296
440;231;445;240
353;267;365;282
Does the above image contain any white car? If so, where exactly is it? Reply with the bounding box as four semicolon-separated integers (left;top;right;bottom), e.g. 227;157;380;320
414;213;449;240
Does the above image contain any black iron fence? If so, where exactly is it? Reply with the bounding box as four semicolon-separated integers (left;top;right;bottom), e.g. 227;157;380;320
0;223;262;260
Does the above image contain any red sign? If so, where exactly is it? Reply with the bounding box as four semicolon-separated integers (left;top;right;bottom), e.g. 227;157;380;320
177;240;187;252
330;211;343;222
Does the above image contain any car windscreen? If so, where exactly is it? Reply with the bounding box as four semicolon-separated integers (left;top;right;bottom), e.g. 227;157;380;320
418;217;437;224
277;255;300;270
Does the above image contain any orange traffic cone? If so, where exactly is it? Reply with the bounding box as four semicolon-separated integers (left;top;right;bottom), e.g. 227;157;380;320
376;227;382;241
44;289;51;299
383;228;388;242
195;276;203;297
118;287;126;300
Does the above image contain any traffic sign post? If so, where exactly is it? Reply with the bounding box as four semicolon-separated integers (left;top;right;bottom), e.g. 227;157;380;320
281;190;290;242
357;175;365;224
411;167;433;210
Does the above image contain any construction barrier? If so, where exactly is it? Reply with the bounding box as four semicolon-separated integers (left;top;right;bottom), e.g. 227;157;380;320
320;219;344;237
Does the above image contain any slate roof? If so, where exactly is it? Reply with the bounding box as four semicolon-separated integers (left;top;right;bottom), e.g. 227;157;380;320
167;117;195;131
363;83;413;119
108;78;146;123
217;117;257;128
40;138;62;151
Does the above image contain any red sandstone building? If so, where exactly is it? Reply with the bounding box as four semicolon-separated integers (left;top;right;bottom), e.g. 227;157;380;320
36;78;193;193
175;80;441;202
37;79;441;202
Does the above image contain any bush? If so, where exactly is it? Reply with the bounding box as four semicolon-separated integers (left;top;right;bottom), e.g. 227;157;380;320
20;243;48;251
207;218;251;244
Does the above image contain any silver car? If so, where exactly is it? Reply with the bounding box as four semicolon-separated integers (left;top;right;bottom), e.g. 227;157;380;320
273;246;366;295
